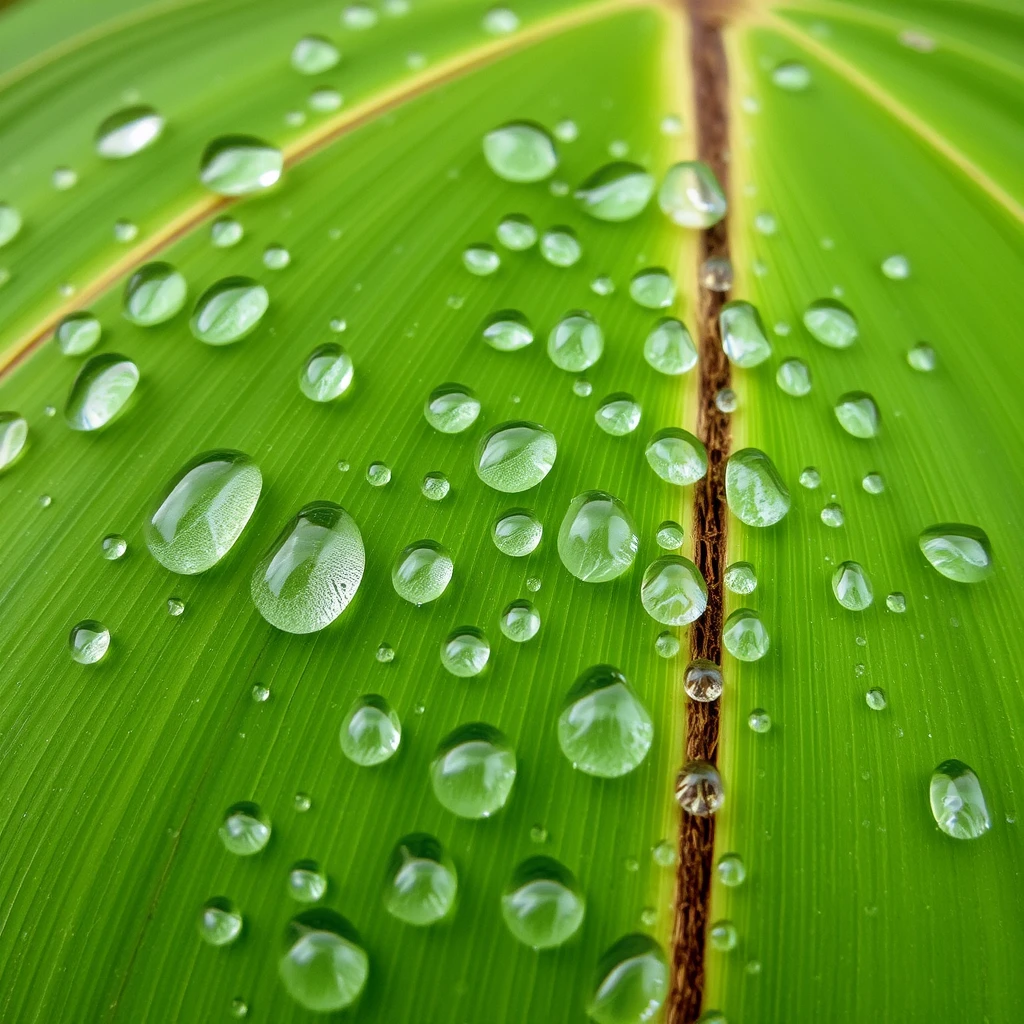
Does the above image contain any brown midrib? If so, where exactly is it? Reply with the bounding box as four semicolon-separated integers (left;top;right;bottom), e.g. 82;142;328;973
669;2;731;1021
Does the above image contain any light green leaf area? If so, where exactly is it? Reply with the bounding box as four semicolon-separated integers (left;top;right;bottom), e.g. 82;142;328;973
0;2;699;1022
707;5;1024;1023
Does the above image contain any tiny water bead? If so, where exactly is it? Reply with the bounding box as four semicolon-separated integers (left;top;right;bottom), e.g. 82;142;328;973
629;267;675;310
748;708;771;733
641;556;708;626
709;920;738;952
540;226;581;267
294;792;312;813
548;311;603;371
881;253;910;279
834;392;881;439
558;491;638;583
644;318;698;375
291;35;341;74
645;428;708;486
574;162;654;221
376;642;395;663
659;160;726;228
574;381;593;398
287;860;328;903
907;341;937;372
886;592;907;613
210;216;244;248
278;909;368;1012
145;450;262;574
820;502;845;528
930;759;991;840
501;857;585;949
366;462;392;486
483;121;557;182
199;135;283;195
69;620;110;664
832;561;873;610
251;502;365;633
553;117;578;142
101;534;127;560
299;344;354;401
65;354;139;431
52;166;78;190
421;472;450;501
263;244;291;270
500;600;541;642
219;802;271;855
776;358;812;396
720;301;772;367
676;760;725;816
230;998;248;1019
430;723;516;818
392;540;453;605
726;448;790;527
424;383;480;433
588;934;669;1024
700;256;734;292
919;524;993;582
717;853;746;887
804;298;858;349
652;840;676;867
865;688;887;711
113;218;138;242
190;277;269;345
440;627;490;677
56;312;102;356
772;60;812;90
655;632;680;658
475;421;557;492
463;243;500;276
799;466;821;489
384;834;458;926
0;202;22;246
495;214;537;252
754;211;777;235
251;683;270;702
684;659;723;702
96;105;164;158
342;2;377;28
595;393;642;436
558;665;653;778
198;897;243;946
725;561;757;594
715;388;738;413
123;262;187;326
591;274;615;296
340;694;401;766
723;609;770;661
167;597;184;616
483;310;533;352
492;508;543;557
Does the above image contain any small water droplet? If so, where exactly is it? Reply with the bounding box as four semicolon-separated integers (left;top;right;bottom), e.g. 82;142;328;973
723;609;770;661
476;421;557;492
645;428;708;486
832;561;873;610
423;382;480;434
199;135;282;195
720;300;771;367
644;318;697;376
656;520;684;548
676;760;724;815
52;166;78;190
659;161;726;227
834;392;881;438
495;213;537;250
190;277;269;345
881;253;910;280
112;218;138;242
531;823;550;843
717;853;746;886
383;833;457;925
526;575;542;592
167;597;185;617
590;274;615;296
655;632;680;658
366;461;392;486
930;759;990;840
799;466;821;489
700;256;733;291
547;311;603;371
709;920;738;952
661;113;683;134
440;627;490;677
342;2;377;27
652;840;676;867
886;591;906;613
642;557;708;626
772;60;811;90
725;561;757;594
820;502;845;528
554;118;578;142
919;524;992;582
299;343;353;401
421;471;450;502
101;534;127;560
56;312;102;356
483;121;557;182
0;413;28;474
198;896;243;946
500;599;540;642
588;934;669;1024
630;267;675;310
39;493;52;508
210;216;243;248
251;683;270;703
0;202;22;247
278;909;368;1011
804;298;858;348
491;508;543;557
463;242;500;276
96;105;164;158
69;620;110;664
263;244;291;270
287;860;328;903
684;658;723;702
595;393;641;436
726;448;790;526
123;262;187;326
229;997;248;1018
430;723;515;817
540;225;581;267
219;802;271;855
558;491;638;582
776;357;811;396
907;341;937;371
501;857;585;948
482;309;533;352
392;540;453;605
575;162;654;221
748;708;771;733
291;35;340;74
865;687;887;711
64;354;139;431
482;6;519;34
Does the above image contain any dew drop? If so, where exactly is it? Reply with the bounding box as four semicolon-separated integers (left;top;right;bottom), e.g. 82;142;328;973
210;216;243;248
376;642;395;663
198;897;243;946
720;300;771;367
754;211;777;235
219;802;271;855
52;166;78;190
101;534;127;560
629;267;675;310
63;354;138;432
278;909;368;1012
463;243;500;276
832;561;873;610
429;723;516;818
595;393;642;436
804;298;858;348
658;160;726;227
199;135;283;196
475;421;557;492
190;277;268;345
500;599;540;642
591;274;615;296
421;471;450;501
483;6;519;35
776;357;811;396
820;502;844;528
299;343;354;401
294;792;312;812
575;162;654;221
930;759;990;840
557;491;638;582
383;833;457;925
717;853;746;886
440;627;490;677
907;341;936;372
865;687;887;711
123;262;186;326
287;860;328;903
338;693;401;766
424;383;480;433
644;318;697;376
501;857;585;948
56;312;102;356
919;524;992;582
0;202;22;247
548;310;603;371
748;708;771;733
655;632;680;658
652;840;676;867
656;520;684;549
700;256;733;292
881;254;910;280
726;448;790;527
554;117;578;142
483;309;533;352
715;388;738;413
366;461;392;486
772;60;811;90
799;466;821;489
263;244;290;270
492;508;543;557
588;934;669;1024
645;428;707;486
723;609;770;661
496;213;537;250
709;920;738;952
725;561;757;594
251;683;269;702
392;540;453;605
167;597;185;617
341;2;377;28
676;760;724;815
540;225;581;267
291;35;340;74
96;105;164;158
886;592;906;613
69;619;110;664
684;658;723;702
641;557;708;626
482;121;557;182
834;392;881;438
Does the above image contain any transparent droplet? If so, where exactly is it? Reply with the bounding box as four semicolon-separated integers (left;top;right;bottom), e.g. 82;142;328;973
39;493;52;507
299;344;353;401
588;934;669;1024
278;909;368;1012
190;277;269;345
725;561;757;594
111;218;137;242
424;382;480;433
392;540;453;605
655;632;680;658
69;619;110;664
483;309;533;352
659;160;726;227
262;244;290;270
708;920;737;952
886;592;907;613
832;561;873;610
554;118;578;142
52;166;78;190
720;301;771;367
199;135;282;196
0;202;22;247
421;471;450;501
644;318;697;376
384;833;457;925
726;448;790;527
293;791;312;812
496;213;537;250
366;461;392;486
776;357;811;396
595;393;641;436
492;508;543;557
286;860;328;904
834;392;881;438
748;708;771;733
219;802;271;855
540;226;581;267
56;312;102;356
342;2;377;27
376;642;395;663
723;608;770;661
558;491;638;583
123;262;187;326
591;274;615;296
251;501;365;633
575;162;654;221
575;377;594;397
251;683;270;703
656;521;684;549
629;267;675;310
197;896;243;946
100;533;127;560
881;253;910;280
919;524;992;582
865;687;887;711
483;121;557;182
531;824;550;843
907;341;936;372
96;105;164;158
291;35;340;74
804;298;858;348
476;421;557;492
144;449;262;575
772;61;811;90
675;760;724;815
440;627;490;677
715;388;738;413
717;853;746;887
930;759;990;840
167;597;185;617
821;502;845;528
501;856;585;948
549;179;569;196
500;599;540;642
64;353;138;431
700;256;733;291
430;723;515;817
211;216;244;248
641;556;707;626
463;243;500;276
229;997;248;1018
753;210;777;236
482;5;519;32
547;311;603;371
645;428;708;486
684;658;723;702
799;466;821;489
340;694;400;766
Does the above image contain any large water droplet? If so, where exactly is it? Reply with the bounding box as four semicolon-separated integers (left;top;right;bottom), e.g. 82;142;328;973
424;383;480;433
557;665;652;778
659;160;726;227
219;802;271;855
500;599;541;642
440;627;490;677
69;619;110;664
492;508;543;556
645;428;707;486
588;934;669;1024
483;121;557;182
56;312;102;356
483;310;533;352
123;262;187;326
200;135;283;195
575;162;654;221
834;391;881;438
919;524;993;582
725;448;790;526
198;897;243;946
641;556;708;626
676;760;724;815
190;277;269;345
720;301;771;367
251;501;364;633
558;491;638;582
299;343;353;401
501;856;585;948
291;35;340;74
278;909;368;1012
96;105;164;159
383;834;457;925
804;298;858;348
644;318;697;375
144;450;262;574
930;759;991;840
475;421;557;492
832;561;873;610
340;694;400;766
430;723;516;818
548;311;603;371
595;393;642;436
392;540;452;605
629;268;675;310
723;608;770;661
540;225;581;267
65;353;139;431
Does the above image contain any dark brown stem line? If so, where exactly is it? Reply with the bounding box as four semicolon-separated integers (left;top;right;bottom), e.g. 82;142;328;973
669;3;732;1021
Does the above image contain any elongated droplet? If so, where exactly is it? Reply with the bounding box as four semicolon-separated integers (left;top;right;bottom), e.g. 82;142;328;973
720;301;771;367
483;309;533;352
588;934;669;1024
424;382;480;433
123;262;187;326
575;162;654;221
723;608;770;661
145;450;262;574
200;135;283;195
198;897;243;946
300;344;353;401
646;428;707;485
476;421;557;492
919;524;993;582
832;561;873;610
804;298;858;348
658;160;726;227
340;694;401;766
772;61;811;90
930;759;991;840
69;619;110;664
548;311;603;371
558;491;638;582
96;105;164;158
65;353;139;431
430;723;516;818
278;909;368;1012
383;834;458;925
595;393;642;436
392;540;452;605
219;801;271;855
834;392;881;438
492;508;543;556
483;121;557;182
630;268;675;310
251;501;364;633
501;856;585;948
640;556;708;626
56;312;102;356
644;318;697;375
558;665;652;778
291;35;340;74
676;760;724;815
725;448;790;526
190;277;269;345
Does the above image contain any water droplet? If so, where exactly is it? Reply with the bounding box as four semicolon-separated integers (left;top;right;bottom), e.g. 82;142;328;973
100;533;127;561
287;860;328;903
720;301;771;367
96;105;164;158
724;561;757;594
575;162;654;221
608;139;629;158
832;561;873;610
886;591;906;613
123;262;187;326
476;421;557;492
63;354;138;432
417;471;449;502
726;448;790;526
219;802;271;855
919;524;992;582
199;135;282;195
0;202;22;247
342;1;377;27
540;226;581;267
558;491;638;582
366;461;392;487
299;344;353;401
56;312;102;356
676;760;724;815
881;253;910;279
230;998;248;1019
820;502;844;528
772;60;811;90
190;277;269;345
440;627;490;677
483;121;557;182
391;540;453;605
804;298;858;348
526;575;542;592
629;267;675;310
834;391;881;438
656;520;684;548
263;244;291;270
491;508;543;557
930;759;990;840
291;35;340;74
144;450;262;574
338;694;401;766
166;596;186;618
197;896;243;946
483;6;519;34
641;556;708;626
558;665;652;777
723;609;770;661
329;317;347;332
52;166;78;190
644;318;697;375
251;683;270;702
109;218;136;243
753;210;777;236
655;632;680;658
501;599;540;642
717;853;746;887
69;620;110;664
482;309;533;352
652;840;676;868
591;274;615;296
682;658;722;702
776;357;811;396
700;256;733;291
502;856;585;948
748;708;771;733
661;113;683;134
907;341;936;371
595;393;641;436
715;388;738;413
278;909;368;1012
588;934;669;1024
554;117;578;142
210;216;243;248
549;179;569;197
384;833;457;925
463;243;500;276
799;466;821;489
865;687;887;711
645;428;707;486
423;382;480;434
659;160;726;227
495;213;537;250
289;792;311;813
709;920;738;952
430;723;515;817
531;823;549;843
39;493;52;508
548;311;603;371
